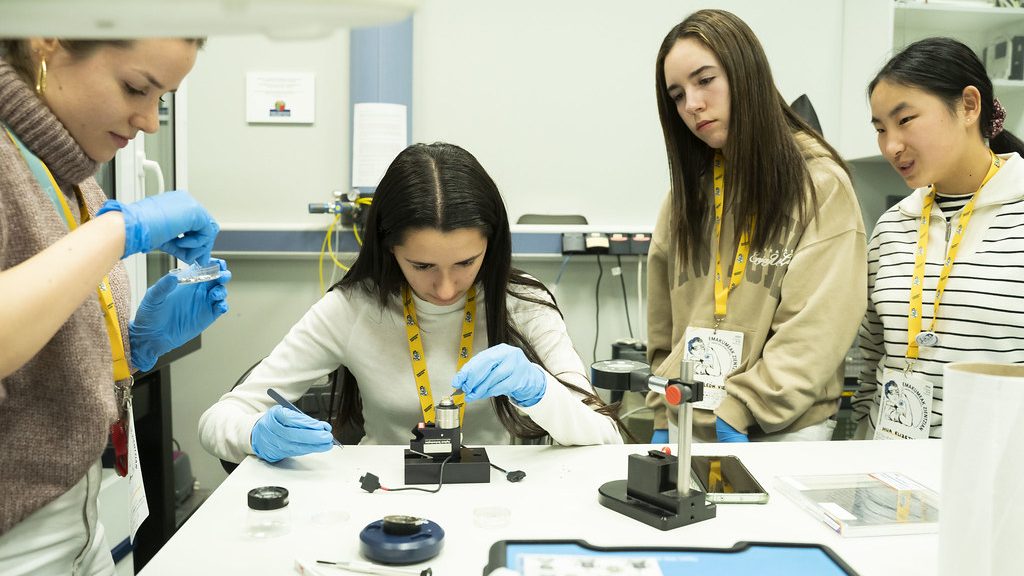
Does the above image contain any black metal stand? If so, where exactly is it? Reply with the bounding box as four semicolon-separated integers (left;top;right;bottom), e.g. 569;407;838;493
597;450;715;530
403;447;490;485
591;358;716;531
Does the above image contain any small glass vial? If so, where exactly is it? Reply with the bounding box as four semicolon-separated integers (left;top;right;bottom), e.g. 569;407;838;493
245;486;291;539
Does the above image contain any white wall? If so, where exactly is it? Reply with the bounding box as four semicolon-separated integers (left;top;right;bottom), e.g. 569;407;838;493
186;32;350;225
172;1;856;493
173;31;351;492
412;0;846;225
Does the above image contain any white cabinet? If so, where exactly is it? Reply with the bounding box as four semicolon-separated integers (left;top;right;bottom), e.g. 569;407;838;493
840;0;1024;160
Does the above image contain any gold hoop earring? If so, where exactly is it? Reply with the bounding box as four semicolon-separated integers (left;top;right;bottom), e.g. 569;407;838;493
35;57;47;95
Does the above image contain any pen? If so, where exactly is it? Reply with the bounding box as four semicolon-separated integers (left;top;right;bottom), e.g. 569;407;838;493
267;388;342;447
316;560;431;576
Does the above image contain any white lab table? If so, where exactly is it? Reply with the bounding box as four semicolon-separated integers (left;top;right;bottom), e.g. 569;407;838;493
138;440;941;576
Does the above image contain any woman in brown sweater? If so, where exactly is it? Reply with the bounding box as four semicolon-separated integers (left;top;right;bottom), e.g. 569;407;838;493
646;10;866;443
0;39;227;574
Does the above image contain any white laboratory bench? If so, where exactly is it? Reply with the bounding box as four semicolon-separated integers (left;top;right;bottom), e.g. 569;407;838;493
138;440;941;576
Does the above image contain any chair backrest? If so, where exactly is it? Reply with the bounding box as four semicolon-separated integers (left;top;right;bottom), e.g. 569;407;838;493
790;94;823;136
516;214;588;225
219;360;364;474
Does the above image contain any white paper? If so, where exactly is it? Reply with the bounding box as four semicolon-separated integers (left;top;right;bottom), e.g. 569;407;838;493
521;554;664;576
871;471;925;492
940;363;1024;576
245;72;315;124
682;327;744;411
126;401;150;542
351;102;407;188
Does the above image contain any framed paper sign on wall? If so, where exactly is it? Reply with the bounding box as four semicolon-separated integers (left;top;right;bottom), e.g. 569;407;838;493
246;72;315;124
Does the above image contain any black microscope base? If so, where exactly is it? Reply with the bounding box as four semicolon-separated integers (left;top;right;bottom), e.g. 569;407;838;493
403;447;490;485
598;479;716;530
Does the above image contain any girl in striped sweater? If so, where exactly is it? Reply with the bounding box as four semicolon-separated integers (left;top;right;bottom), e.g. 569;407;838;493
854;37;1024;439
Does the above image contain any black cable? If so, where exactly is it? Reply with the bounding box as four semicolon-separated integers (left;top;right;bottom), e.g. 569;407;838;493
382;453;454;494
359;447;527;495
593;254;603;362
616;254;634;339
451;444;526;482
488;461;526;482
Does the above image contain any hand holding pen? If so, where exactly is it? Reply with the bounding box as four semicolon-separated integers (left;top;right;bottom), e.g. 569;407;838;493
249;388;340;463
267;388;342;447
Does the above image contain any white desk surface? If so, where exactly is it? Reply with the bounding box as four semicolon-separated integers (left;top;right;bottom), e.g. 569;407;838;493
139;440;941;576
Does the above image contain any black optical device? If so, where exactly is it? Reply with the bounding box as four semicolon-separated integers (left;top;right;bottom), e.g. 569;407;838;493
590;358;716;530
403;398;490;485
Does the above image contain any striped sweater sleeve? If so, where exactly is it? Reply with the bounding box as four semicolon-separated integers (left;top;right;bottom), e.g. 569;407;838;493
853;226;885;425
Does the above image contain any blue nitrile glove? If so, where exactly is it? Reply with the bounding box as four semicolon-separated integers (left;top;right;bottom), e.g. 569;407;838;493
452;343;547;407
96;190;219;264
715;417;749;442
128;258;231;371
251;405;334;463
651;429;669;444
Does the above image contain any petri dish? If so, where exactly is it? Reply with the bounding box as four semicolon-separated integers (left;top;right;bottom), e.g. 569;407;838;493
311;510;350;526
473;506;511;528
170;262;222;284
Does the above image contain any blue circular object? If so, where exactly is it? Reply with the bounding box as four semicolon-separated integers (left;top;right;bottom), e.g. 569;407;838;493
359;518;444;564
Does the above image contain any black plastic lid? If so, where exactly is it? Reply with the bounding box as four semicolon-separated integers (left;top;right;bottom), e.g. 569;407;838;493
247;486;289;510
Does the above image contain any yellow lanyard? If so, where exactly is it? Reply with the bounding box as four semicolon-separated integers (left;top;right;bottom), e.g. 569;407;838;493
906;151;1002;361
712;151;753;324
402;284;477;424
4;127;131;381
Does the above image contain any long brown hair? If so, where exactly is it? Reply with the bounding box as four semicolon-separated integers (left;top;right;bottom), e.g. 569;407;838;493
332;142;627;440
654;9;848;263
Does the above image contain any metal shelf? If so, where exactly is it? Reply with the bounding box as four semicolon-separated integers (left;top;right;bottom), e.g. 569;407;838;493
994;79;1024;92
896;2;1024;34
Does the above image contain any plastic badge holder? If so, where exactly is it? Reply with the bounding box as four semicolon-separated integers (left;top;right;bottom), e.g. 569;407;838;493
170;262;222;284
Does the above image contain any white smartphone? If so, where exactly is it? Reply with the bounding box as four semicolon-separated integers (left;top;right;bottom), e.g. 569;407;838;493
690;455;769;504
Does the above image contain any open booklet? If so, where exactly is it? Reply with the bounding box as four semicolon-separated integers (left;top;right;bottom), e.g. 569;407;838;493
776;472;939;537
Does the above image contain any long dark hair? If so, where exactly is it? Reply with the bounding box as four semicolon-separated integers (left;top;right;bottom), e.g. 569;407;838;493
333;142;622;440
869;37;1024;156
654;9;848;264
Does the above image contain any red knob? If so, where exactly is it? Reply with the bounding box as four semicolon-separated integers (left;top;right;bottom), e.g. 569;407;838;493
666;383;683;406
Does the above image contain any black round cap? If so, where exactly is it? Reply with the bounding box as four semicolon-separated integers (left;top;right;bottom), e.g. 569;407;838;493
247;486;289;510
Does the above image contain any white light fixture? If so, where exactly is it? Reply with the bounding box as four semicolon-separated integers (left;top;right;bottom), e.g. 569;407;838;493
1;0;418;39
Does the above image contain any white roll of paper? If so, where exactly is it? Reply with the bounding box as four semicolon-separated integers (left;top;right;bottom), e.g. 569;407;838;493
940;363;1024;576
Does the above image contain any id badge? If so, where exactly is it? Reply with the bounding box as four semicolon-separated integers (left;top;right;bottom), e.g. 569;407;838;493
126;400;150;542
873;368;933;440
682;326;743;411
